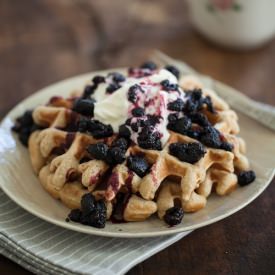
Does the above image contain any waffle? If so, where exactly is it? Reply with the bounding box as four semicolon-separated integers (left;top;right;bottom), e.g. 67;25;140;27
24;72;251;225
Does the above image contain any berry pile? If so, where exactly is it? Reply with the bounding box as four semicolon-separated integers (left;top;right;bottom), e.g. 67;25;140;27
137;125;162;151
67;193;107;228
163;206;184;226
87;137;129;166
123;111;163;150
126;114;161;129
12;110;42;147
169;142;206;164
166;89;234;152
77;119;113;139
184;89;215;114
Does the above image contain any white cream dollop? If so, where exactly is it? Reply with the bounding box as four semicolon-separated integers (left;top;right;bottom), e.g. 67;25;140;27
93;69;186;146
93;82;132;132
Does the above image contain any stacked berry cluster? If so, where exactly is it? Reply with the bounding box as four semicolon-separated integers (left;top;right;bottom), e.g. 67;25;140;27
12;110;42;146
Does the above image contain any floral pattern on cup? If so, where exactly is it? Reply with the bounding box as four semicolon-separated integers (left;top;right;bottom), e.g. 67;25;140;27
207;0;242;12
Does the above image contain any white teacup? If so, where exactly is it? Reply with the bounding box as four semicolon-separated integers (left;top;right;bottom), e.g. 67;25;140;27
187;0;275;49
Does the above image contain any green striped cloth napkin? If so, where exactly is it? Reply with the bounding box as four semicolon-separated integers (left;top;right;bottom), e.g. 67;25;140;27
0;190;189;275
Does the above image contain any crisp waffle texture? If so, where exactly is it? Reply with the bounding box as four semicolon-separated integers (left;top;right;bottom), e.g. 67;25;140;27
28;74;250;222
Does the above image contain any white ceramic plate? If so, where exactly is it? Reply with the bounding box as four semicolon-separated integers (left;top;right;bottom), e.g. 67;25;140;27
0;69;274;238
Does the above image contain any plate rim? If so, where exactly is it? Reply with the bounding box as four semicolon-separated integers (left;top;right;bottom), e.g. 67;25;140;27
1;69;274;238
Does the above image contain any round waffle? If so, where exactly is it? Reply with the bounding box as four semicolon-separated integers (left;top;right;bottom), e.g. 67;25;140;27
26;74;250;224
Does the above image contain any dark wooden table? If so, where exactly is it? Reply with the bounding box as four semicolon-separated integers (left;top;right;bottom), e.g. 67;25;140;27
0;1;274;274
